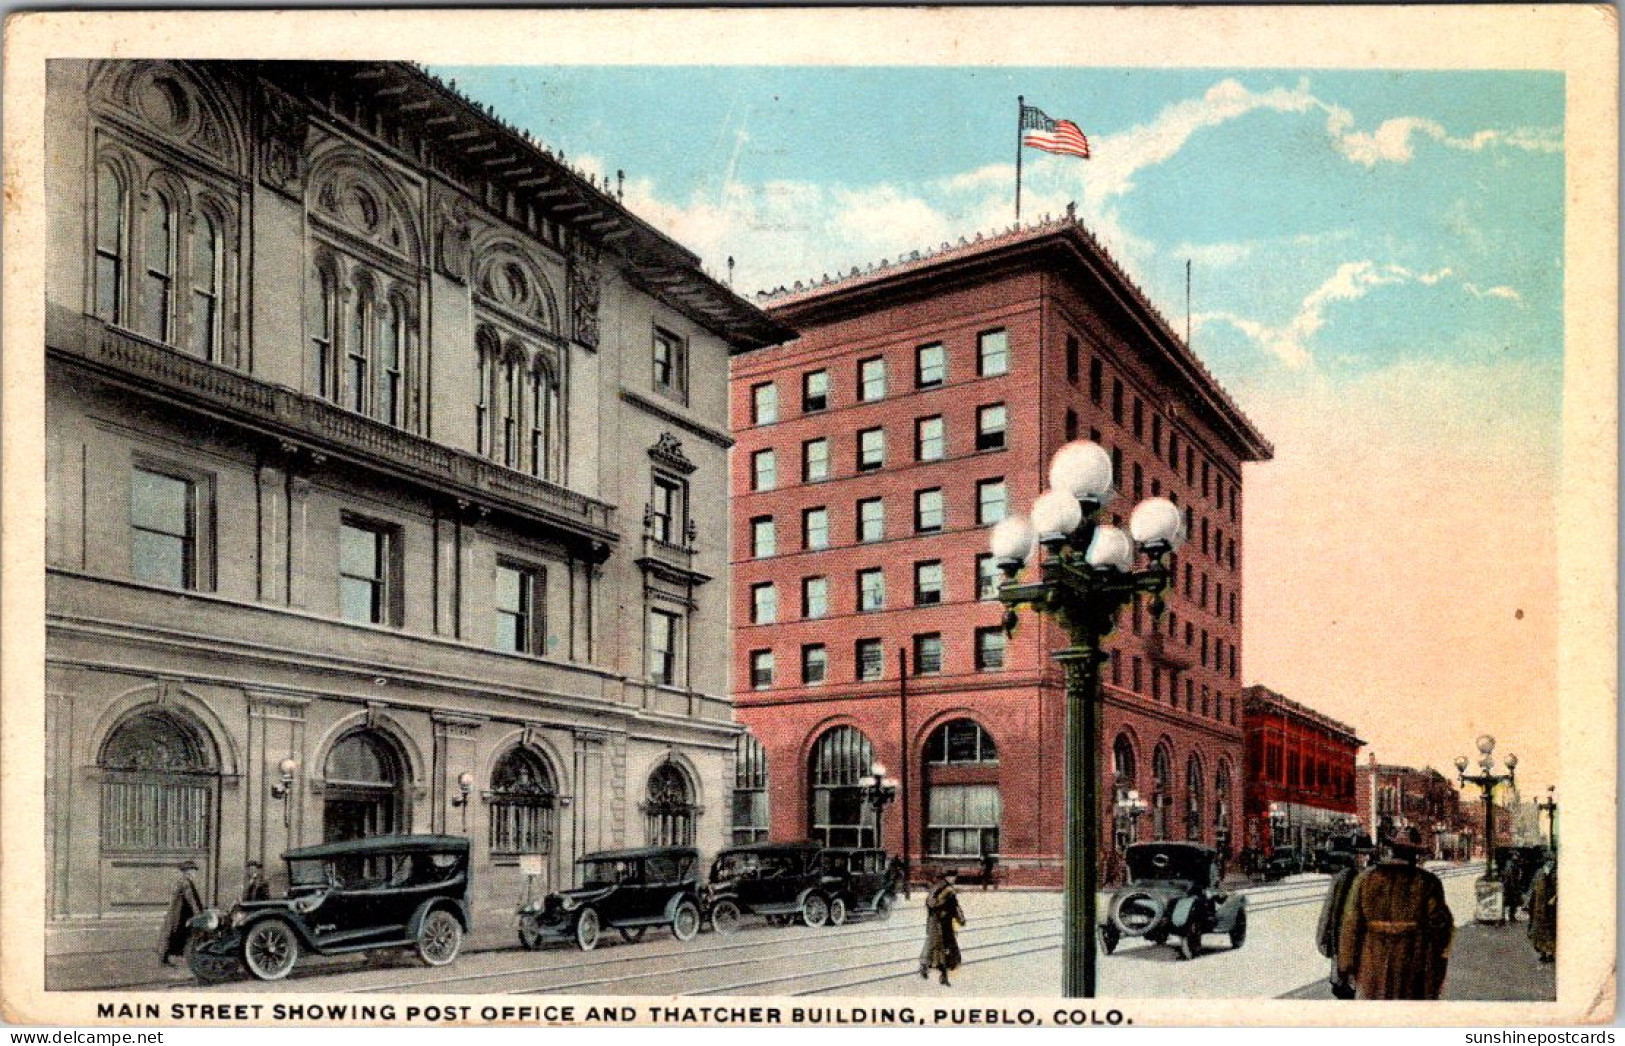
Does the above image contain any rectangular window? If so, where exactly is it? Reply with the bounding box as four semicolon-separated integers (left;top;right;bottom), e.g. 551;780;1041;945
856;639;884;681
802;644;827;685
750;649;774;690
915;488;945;533
1066;335;1080;383
751;516;776;558
802;576;829;619
1131;656;1143;692
494;561;542;653
653;327;687;400
130;466;197;589
976;479;1008;525
978;329;1009;377
1089;357;1104;404
751;583;777;625
803;506;830;550
1112;378;1124;425
1065;409;1078;441
803;438;830;482
752;449;776;492
650;476;684;544
751;382;778;425
913;633;943;675
976;553;1001;600
977;404;1007;451
1132;463;1144;502
1152;415;1164;455
802;369;829;413
975;627;1006;671
859;357;887;401
1202;459;1212;498
917;343;946;388
1133;398;1144;441
916;416;945;462
858;568;886;612
339;517;398;626
927;784;1001;858
857;427;886;471
857;497;885;542
914;560;944;605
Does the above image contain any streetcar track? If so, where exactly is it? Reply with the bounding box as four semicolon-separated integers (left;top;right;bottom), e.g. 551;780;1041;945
693;932;1067;997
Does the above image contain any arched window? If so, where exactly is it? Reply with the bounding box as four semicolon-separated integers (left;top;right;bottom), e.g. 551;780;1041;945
188;211;219;360
1152;745;1173;840
923;720;1001;858
95;165;126;323
501;352;521;469
309;263;337;399
322;730;404;843
376;297;405;427
475;327;500;456
98;709;215;854
808;725;875;847
1186;754;1205;841
1214;762;1233;853
645;762;697;846
489;747;556;855
530;362;559;481
731;733;769;844
347;277;374;414
1112;734;1137;797
141;193;174;341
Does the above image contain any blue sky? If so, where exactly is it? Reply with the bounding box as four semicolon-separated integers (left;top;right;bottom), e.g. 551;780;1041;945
441;65;1566;787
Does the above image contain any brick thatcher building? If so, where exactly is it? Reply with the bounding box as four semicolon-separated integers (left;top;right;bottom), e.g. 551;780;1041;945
1240;685;1363;861
1355;755;1474;860
43;59;787;973
727;215;1272;886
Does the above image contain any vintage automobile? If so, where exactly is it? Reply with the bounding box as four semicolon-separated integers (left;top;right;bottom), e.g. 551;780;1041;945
816;847;897;923
518;846;702;951
1313;835;1371;874
185;835;472;982
704;841;828;933
1101;842;1247;960
1261;848;1307;881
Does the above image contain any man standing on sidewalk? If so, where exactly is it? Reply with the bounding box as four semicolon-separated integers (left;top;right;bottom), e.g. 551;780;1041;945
1316;834;1375;999
1337;825;1454;1000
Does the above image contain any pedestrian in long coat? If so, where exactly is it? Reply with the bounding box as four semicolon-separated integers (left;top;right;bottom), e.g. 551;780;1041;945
158;861;204;965
919;871;965;986
1526;856;1556;963
1316;835;1375;999
1337;826;1454;1000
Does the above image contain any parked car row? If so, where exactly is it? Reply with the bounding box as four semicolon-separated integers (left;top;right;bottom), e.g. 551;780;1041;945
187;835;899;981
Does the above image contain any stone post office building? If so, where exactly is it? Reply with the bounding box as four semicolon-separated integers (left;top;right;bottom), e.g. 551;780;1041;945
42;59;786;970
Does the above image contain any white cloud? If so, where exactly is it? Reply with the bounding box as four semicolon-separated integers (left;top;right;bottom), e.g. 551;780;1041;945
1465;282;1524;303
1331;115;1563;168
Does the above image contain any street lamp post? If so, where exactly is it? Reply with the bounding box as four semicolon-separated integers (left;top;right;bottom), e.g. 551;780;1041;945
1113;787;1148;882
988;440;1183;999
861;761;899;849
1535;786;1558;852
1455;734;1516;924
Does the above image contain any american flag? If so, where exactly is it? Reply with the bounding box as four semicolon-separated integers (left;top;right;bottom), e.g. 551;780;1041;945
1021;105;1091;159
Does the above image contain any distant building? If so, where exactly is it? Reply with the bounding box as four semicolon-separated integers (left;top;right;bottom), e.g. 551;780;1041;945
728;216;1272;886
1354;755;1467;859
44;59;786;972
1240;685;1362;858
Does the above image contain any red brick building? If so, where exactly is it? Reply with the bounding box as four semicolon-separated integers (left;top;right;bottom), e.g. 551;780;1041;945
1241;685;1363;860
727;216;1272;885
1355;755;1471;860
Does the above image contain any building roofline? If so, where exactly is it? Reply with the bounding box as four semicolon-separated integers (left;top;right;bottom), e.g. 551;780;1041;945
757;215;1273;462
1242;684;1363;743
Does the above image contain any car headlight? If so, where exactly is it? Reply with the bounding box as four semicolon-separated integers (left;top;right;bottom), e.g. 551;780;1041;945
558;896;579;912
191;909;222;932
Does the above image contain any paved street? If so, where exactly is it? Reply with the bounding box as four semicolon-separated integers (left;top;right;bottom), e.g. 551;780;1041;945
64;862;1551;1001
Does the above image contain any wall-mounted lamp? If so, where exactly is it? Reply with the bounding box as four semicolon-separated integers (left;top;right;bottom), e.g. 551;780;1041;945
270;757;298;800
452;770;476;830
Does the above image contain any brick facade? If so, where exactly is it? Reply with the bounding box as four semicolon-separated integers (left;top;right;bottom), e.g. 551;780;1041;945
728;219;1271;886
1240;685;1363;861
1356;755;1471;860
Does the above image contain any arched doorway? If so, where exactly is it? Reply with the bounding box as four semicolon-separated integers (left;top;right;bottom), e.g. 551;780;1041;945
1214;762;1233;858
808;725;875;847
1186;753;1205;841
489;746;557;857
922;719;1001;859
323;729;406;843
644;762;698;846
1112;733;1140;853
98;708;218;861
1151;744;1173;840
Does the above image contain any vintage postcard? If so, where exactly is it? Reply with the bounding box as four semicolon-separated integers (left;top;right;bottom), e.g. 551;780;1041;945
1;5;1616;1030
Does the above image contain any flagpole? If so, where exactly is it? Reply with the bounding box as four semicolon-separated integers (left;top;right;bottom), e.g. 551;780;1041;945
1015;95;1024;224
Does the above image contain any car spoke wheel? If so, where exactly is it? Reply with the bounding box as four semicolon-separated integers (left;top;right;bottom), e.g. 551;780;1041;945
416;910;462;967
619;926;648;944
672;901;701;942
518;918;544;951
710;900;742;936
1177;924;1203;961
574;908;600;951
1099;924;1120;956
874;894;893;922
241;919;299;981
185;938;239;984
1229;910;1248;949
827;897;847;927
801;893;829;928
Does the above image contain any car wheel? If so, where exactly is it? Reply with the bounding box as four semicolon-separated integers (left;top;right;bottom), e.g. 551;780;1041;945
874;894;894;922
1229;910;1248;949
619;926;648;944
184;938;239;984
801;893;829;928
710;900;742;936
672;900;701;942
518;918;544;951
416;909;462;967
574;907;600;951
241;919;299;981
1177;924;1203;961
1099;924;1120;956
1147;931;1168;946
827;897;848;927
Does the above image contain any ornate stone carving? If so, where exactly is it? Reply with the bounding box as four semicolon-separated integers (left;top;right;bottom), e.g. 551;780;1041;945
569;240;602;349
259;81;309;198
648;432;697;475
435;197;473;284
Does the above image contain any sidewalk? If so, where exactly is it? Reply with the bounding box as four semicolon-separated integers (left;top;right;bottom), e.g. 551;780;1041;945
1281;918;1556;1001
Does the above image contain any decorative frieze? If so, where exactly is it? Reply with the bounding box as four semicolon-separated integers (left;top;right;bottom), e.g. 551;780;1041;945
258;80;309;198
